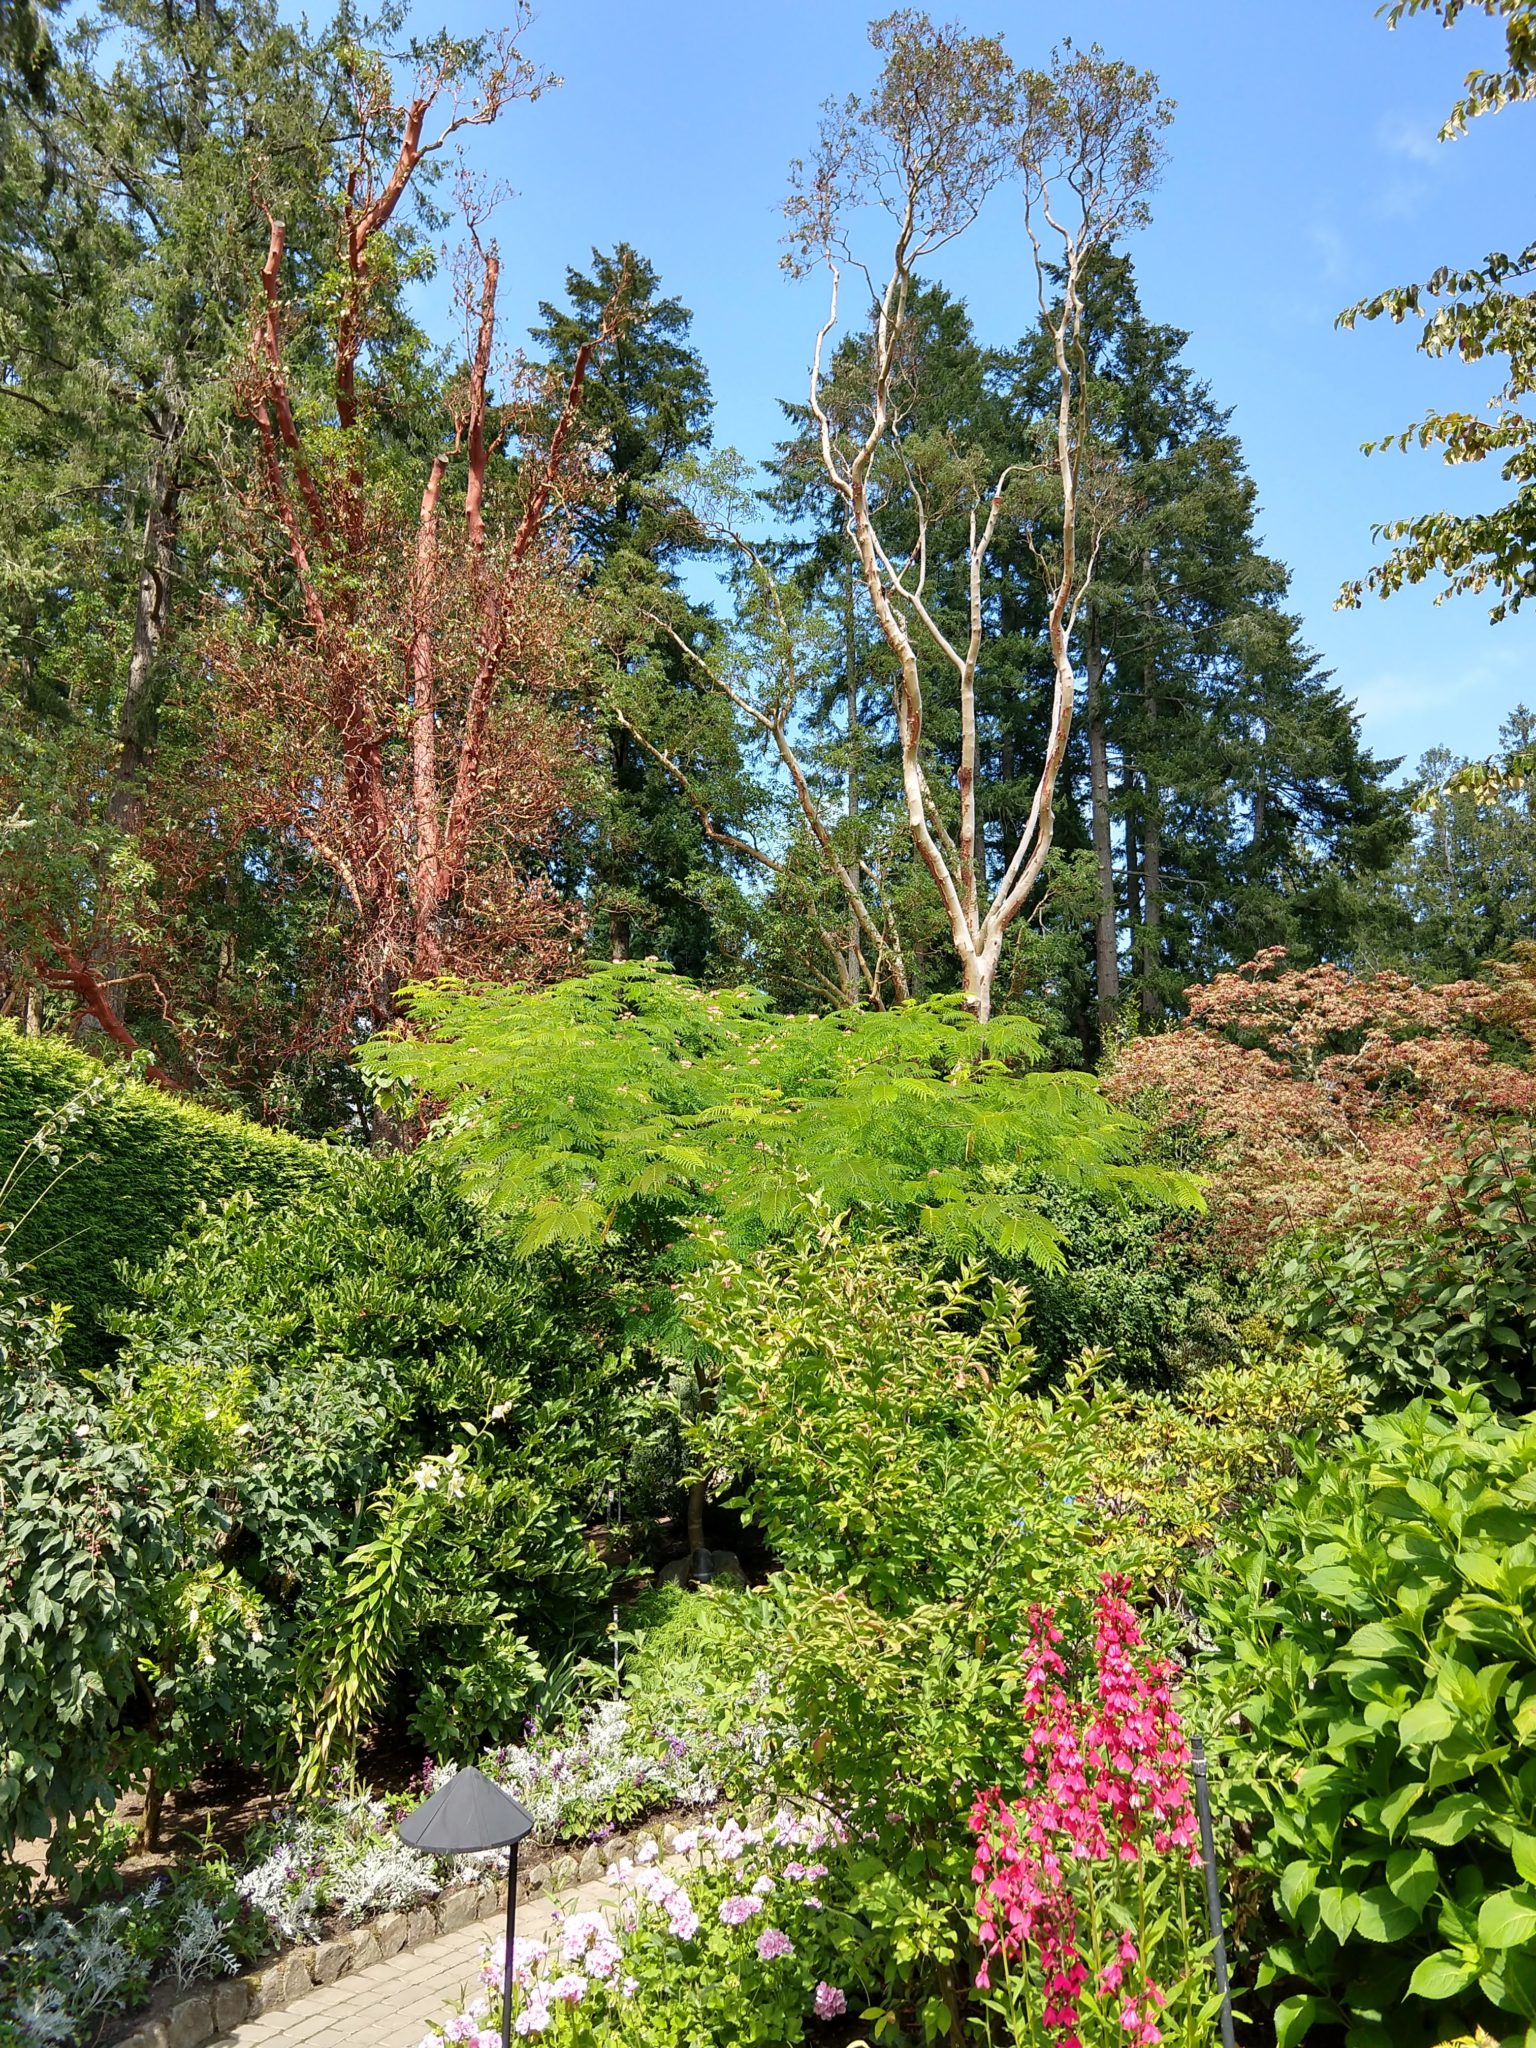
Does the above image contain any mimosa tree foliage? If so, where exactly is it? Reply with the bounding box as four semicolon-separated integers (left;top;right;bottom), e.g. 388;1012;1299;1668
362;963;1197;1266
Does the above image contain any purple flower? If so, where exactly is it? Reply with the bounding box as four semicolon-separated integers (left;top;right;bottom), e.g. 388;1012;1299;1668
756;1928;794;1962
719;1894;761;1927
814;1982;847;2020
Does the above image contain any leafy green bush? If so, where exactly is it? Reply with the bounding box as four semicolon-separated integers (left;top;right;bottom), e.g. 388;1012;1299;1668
1202;1392;1536;2048
105;1157;629;1797
482;1590;768;1842
1274;1138;1536;1407
0;1027;335;1366
0;1266;170;1894
619;1584;756;1724
1017;1185;1244;1383
678;1223;1351;2041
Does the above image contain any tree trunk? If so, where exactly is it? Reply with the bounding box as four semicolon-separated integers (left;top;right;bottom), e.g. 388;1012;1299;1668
140;1764;164;1854
686;1477;706;1557
963;938;1001;1029
844;556;861;1004
1140;686;1163;1026
1085;614;1119;1034
109;443;182;832
610;911;631;963
1124;756;1143;940
1140;791;1163;1026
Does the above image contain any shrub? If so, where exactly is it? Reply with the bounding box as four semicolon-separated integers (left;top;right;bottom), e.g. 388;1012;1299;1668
0;1027;335;1366
1202;1392;1536;2048
679;1224;1349;2040
104;1158;630;1798
482;1587;770;1841
1274;1136;1536;1407
1107;949;1536;1262
0;1265;171;1894
0;1858;263;2046
1015;1185;1245;1384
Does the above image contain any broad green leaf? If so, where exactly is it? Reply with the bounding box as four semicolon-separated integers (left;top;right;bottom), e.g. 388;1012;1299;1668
1380;1780;1425;1837
1513;1833;1536;1886
1399;1696;1456;1746
1477;1888;1536;1949
1479;1943;1536;2021
1406;1950;1479;2000
1317;1886;1360;1942
1458;1546;1508;1592
1346;1622;1410;1659
1386;1846;1439;1913
1412;1793;1491;1845
1275;1995;1332;2048
1307;1565;1362;1603
1280;1860;1319;1918
1355;1884;1421;1942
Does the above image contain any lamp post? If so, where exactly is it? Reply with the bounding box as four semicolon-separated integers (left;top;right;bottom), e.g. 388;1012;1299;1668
399;1766;534;2048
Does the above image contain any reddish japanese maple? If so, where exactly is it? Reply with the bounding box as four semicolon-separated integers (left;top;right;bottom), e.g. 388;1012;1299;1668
1109;947;1536;1256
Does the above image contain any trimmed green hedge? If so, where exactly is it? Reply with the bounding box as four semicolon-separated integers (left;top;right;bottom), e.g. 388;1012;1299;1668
0;1027;339;1366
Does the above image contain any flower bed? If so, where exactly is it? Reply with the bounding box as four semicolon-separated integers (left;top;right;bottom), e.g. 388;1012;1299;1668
1;1668;766;2048
420;1811;860;2046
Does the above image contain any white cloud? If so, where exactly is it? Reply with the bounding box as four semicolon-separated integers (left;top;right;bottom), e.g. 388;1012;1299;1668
1308;221;1348;284
1373;174;1429;223
1347;643;1532;767
1376;111;1441;165
1348;670;1445;723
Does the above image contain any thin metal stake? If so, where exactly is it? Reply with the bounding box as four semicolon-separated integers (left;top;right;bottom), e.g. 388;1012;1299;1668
501;1840;519;2048
1191;1732;1236;2048
611;1482;622;1678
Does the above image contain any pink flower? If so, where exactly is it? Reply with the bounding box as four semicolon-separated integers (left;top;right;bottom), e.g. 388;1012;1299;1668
756;1927;794;1961
719;1894;761;1927
511;1992;550;2037
486;1936;546;1995
813;1982;847;2019
967;1580;1202;2043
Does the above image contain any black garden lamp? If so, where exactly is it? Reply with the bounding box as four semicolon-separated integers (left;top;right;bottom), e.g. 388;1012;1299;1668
399;1766;534;2048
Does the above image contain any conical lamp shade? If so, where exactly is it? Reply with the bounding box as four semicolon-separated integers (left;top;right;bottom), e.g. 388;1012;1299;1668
398;1766;535;1854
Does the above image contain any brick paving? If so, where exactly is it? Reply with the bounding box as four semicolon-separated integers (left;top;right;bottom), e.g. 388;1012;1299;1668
218;1877;624;2048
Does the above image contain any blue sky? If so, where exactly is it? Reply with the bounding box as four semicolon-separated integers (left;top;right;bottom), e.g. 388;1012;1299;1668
429;0;1534;778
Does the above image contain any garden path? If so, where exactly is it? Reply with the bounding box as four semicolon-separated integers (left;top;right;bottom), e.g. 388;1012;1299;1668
216;1870;627;2048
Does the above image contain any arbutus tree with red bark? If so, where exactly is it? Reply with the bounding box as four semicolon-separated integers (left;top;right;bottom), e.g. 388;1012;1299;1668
215;24;621;1040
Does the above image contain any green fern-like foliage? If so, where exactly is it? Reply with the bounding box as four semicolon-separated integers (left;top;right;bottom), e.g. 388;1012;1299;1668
364;965;1198;1267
